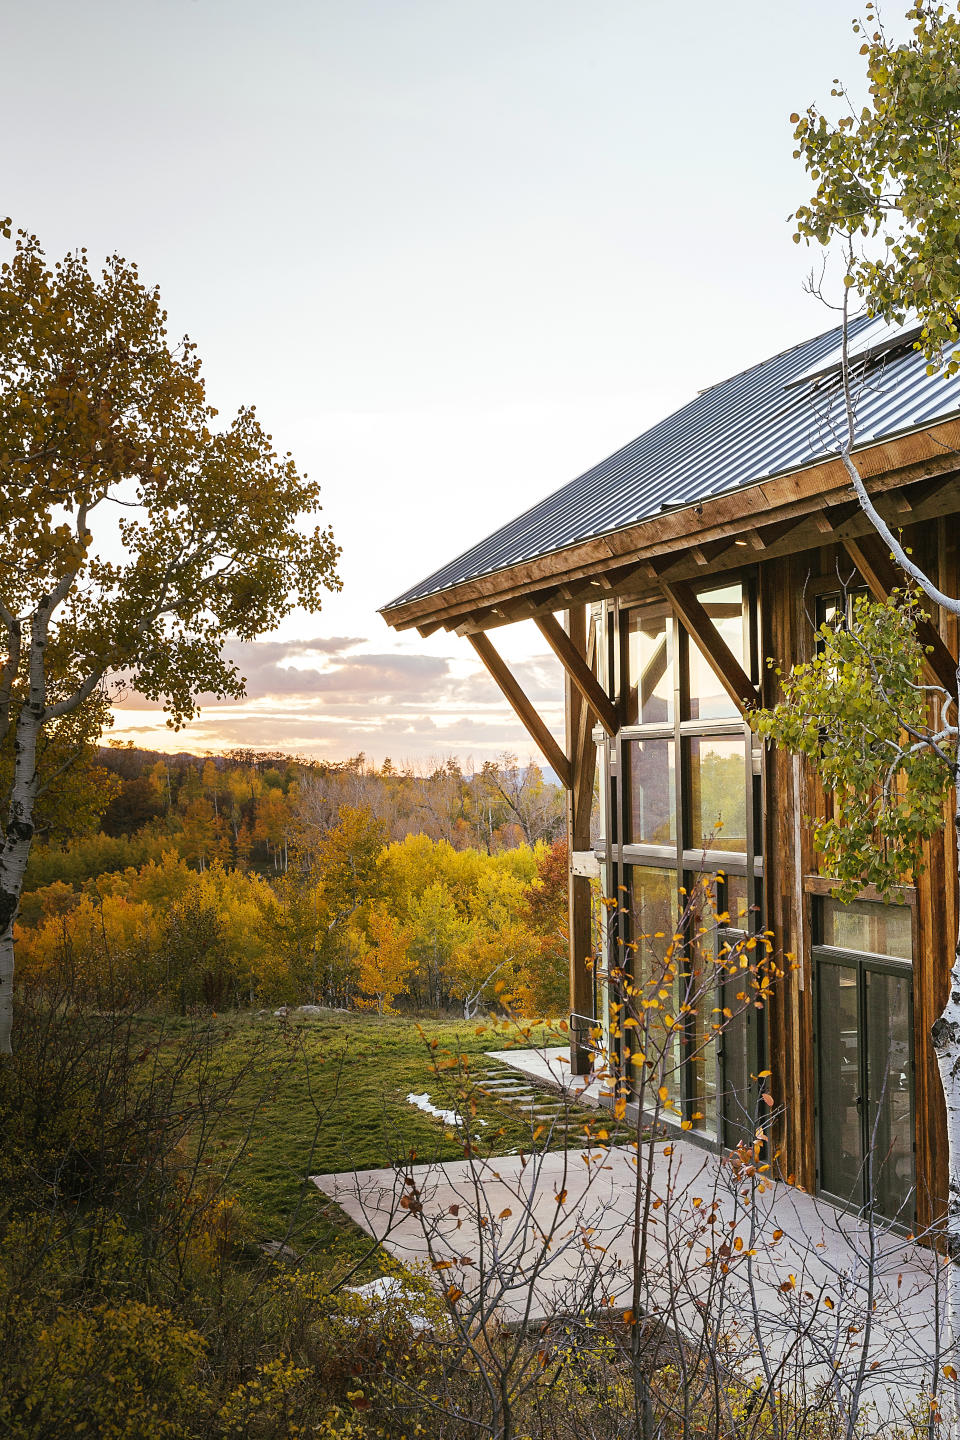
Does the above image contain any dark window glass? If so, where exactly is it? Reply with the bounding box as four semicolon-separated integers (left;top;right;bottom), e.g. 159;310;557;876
688;736;747;853
817;961;863;1203
865;968;914;1220
626;739;676;845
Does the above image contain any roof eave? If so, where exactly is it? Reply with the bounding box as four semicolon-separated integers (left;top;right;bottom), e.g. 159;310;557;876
380;415;960;634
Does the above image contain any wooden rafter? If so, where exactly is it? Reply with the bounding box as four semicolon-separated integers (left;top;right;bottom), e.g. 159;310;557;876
842;533;958;698
658;578;760;712
894;472;958;513
467;631;571;789
535;612;617;737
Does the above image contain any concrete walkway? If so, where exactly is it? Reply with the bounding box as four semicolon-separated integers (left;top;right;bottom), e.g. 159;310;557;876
312;1047;947;1421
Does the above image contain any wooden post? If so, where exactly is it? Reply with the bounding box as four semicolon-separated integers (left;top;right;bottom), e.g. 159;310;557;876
566;605;596;1075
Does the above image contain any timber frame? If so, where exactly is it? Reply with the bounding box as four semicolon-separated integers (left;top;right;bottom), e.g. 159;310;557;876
381;343;960;1227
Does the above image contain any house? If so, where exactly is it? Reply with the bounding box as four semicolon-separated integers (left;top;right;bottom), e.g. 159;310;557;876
379;317;960;1230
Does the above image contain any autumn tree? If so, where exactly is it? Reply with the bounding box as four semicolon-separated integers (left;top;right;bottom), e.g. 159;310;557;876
0;222;340;1051
777;0;960;1360
519;838;570;1015
354;904;415;1014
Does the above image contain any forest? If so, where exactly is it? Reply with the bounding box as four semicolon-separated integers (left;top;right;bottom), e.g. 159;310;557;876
15;744;572;1019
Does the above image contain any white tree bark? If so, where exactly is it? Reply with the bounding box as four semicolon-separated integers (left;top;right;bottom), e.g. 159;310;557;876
0;657;44;1054
931;772;960;1390
838;307;960;1378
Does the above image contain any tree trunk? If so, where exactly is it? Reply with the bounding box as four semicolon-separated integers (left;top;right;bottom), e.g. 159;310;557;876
931;761;960;1394
0;706;42;1055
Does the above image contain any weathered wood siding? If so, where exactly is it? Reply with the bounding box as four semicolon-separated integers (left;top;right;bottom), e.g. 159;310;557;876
759;533;957;1220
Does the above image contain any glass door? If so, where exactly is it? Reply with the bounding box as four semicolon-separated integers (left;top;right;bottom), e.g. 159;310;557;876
815;956;865;1206
813;898;915;1223
864;967;914;1222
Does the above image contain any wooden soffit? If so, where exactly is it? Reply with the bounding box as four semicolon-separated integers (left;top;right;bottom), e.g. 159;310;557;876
380;418;960;636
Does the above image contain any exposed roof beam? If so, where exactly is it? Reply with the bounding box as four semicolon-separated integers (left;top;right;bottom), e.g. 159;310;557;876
658;578;760;713
467;631;571;788
894;472;958;512
535;612;617;737
842;533;958;699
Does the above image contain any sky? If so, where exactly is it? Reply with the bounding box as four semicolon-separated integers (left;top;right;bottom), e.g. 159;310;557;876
2;0;869;769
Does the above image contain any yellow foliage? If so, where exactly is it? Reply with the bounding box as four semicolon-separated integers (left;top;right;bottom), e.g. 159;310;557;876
8;1301;206;1440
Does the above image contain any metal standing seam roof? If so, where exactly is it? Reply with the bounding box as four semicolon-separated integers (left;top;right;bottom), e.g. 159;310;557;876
382;318;960;613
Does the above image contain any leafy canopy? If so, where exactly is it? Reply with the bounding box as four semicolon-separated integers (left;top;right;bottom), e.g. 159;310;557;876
752;591;954;899
791;2;960;371
0;221;341;730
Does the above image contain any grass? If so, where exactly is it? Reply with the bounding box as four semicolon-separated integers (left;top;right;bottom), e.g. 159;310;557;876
172;1009;627;1279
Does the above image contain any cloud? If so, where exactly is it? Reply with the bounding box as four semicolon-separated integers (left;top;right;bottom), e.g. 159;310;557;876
109;634;565;768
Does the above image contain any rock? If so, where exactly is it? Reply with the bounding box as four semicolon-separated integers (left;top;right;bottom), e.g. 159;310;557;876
260;1240;301;1264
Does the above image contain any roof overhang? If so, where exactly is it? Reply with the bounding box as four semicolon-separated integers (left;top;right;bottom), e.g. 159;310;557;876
380;417;960;637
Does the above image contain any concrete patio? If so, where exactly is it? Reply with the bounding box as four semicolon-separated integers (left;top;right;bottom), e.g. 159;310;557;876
312;1046;947;1420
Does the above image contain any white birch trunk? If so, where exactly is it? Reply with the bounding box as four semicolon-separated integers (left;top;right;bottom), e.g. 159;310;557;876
931;765;960;1404
0;704;42;1055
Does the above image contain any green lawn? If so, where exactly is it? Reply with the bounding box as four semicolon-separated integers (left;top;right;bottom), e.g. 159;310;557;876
186;1010;621;1279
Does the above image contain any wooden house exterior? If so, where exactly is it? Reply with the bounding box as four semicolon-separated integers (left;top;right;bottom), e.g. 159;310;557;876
380;318;960;1229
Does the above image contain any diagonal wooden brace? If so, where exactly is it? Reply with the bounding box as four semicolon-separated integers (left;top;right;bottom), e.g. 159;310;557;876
535;612;617;737
842;533;958;699
658;578;760;713
467;631;571;789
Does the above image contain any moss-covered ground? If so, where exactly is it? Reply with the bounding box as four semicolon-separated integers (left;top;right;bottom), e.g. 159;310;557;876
176;1010;624;1278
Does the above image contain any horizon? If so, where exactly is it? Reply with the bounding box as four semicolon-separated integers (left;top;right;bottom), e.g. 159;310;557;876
4;0;867;766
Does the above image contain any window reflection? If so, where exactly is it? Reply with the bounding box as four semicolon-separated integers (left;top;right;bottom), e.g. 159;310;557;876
626;739;676;845
723;873;750;930
821;898;913;961
626;608;673;725
688;736;747;853
628;867;681;1113
688;584;745;720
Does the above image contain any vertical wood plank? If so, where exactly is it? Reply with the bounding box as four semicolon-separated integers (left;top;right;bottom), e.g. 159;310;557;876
567;605;595;1074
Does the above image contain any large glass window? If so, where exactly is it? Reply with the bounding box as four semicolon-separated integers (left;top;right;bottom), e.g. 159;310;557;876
615;577;760;1141
814;896;915;1224
626;739;676;845
687;736;747;852
687;584;745;720
626;606;674;725
628;866;681;1112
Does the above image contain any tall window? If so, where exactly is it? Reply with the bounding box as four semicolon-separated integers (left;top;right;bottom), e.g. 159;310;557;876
613;579;762;1138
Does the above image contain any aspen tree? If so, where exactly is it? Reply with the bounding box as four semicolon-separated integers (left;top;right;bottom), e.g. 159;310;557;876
0;222;340;1051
